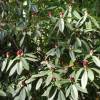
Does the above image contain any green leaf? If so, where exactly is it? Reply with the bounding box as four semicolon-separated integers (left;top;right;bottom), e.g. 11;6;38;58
46;48;56;57
36;78;43;90
25;53;37;58
91;68;100;74
75;68;83;81
25;57;38;62
6;58;17;71
73;10;81;19
48;89;57;100
45;72;52;86
0;90;6;96
21;57;29;70
17;61;23;75
42;85;52;97
81;70;88;89
25;78;35;84
65;86;71;98
9;63;17;76
57;90;66;100
88;69;94;81
71;85;78;100
92;56;100;67
77;11;87;27
69;50;76;62
89;16;100;28
58;18;64;33
19;88;26;100
13;87;21;97
76;37;82;47
14;96;20;100
1;58;7;72
55;48;60;58
25;86;32;99
81;40;90;52
75;83;87;93
85;20;92;30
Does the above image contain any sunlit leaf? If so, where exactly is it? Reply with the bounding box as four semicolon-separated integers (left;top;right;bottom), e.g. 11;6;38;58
36;78;43;90
81;70;88;89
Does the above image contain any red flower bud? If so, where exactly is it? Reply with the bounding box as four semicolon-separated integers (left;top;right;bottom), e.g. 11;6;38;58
69;76;75;82
48;11;52;17
16;49;24;57
82;60;88;66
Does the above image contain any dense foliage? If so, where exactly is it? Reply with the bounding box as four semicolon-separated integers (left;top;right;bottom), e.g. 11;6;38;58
0;0;100;100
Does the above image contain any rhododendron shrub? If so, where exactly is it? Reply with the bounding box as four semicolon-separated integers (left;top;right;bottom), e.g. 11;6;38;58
0;0;100;100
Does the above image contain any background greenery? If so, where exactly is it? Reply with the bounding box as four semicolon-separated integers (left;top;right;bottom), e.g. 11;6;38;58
0;0;100;100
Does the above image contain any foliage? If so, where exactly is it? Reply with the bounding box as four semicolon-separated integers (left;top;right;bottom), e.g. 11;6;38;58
0;0;100;100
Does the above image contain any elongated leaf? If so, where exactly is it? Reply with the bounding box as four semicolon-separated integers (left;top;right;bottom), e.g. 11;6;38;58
1;59;7;72
19;88;26;100
85;20;92;30
25;57;38;62
65;86;71;98
81;40;90;52
6;59;15;71
36;78;43;90
71;85;78;100
25;53;37;59
14;96;20;100
92;56;100;67
17;61;23;75
57;90;66;100
76;13;87;27
55;48;60;58
9;63;17;76
45;73;52;86
76;37;82;47
21;57;29;70
75;83;87;93
42;85;52;97
89;16;100;28
13;87;22;97
25;86;31;99
91;68;100;74
88;69;94;81
73;10;81;19
75;68;83;81
46;48;56;57
0;90;6;96
58;18;64;33
81;70;88;89
69;50;76;62
48;89;57;100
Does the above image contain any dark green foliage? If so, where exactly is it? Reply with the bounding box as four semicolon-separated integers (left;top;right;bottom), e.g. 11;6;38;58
0;0;100;100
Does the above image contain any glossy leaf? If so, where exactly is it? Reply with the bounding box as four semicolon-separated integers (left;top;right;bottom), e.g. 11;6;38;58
92;56;100;67
36;78;43;90
58;18;64;33
57;90;66;100
9;63;18;76
88;69;94;81
81;70;88;89
21;57;29;70
71;85;78;100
